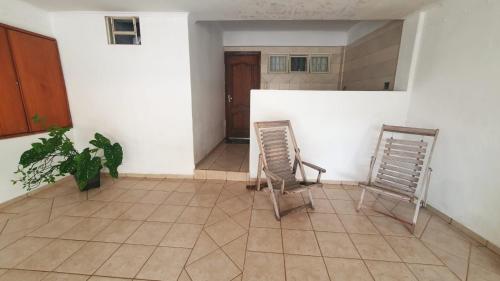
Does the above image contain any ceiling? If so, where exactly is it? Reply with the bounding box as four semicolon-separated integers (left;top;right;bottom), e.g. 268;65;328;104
22;0;438;20
217;20;364;32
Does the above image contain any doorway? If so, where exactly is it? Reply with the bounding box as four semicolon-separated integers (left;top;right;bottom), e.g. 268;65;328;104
224;51;260;141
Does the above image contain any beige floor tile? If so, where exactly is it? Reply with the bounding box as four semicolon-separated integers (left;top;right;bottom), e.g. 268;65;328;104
308;199;335;213
347;188;377;202
421;217;471;259
309;213;345;232
309;187;327;199
205;206;231;226
324;257;374;281
369;216;413;236
427;245;468;281
231;208;252;229
222;234;247;270
133;179;162;190
469;246;500;276
251;210;280;228
88;188;126;202
1;198;52;214
147;205;185;222
92;220;141;243
467;263;500;281
385;236;442;265
282;229;320;256
177;207;211;225
408;264;461;281
187;249;241;281
2;211;50;234
0;227;39;251
52;192;88;208
316;232;360;258
41;272;89;281
138;190;171;204
205;218;247;246
189;193;219;207
15;239;84;271
187;231;219;264
160;223;203;248
113;190;148;203
280;212;312;230
350;234;400;261
154;179;182;192
247;227;282;253
242;252;285;281
164;192;195;206
118;203;158;221
252;194;274;210
338;214;379;234
64;201;107;217
0;270;48;281
56;242;119;275
331;200;358;214
95;244;154;278
365;261;417;281
324;189;352;200
91;202;132;219
88;276;131;280
218;197;252;216
125;221;172;245
60;218;113;241
136;246;190;281
28;216;84;238
178;269;193;281
0;237;52;268
177;181;204;193
285;254;330;281
359;200;390;217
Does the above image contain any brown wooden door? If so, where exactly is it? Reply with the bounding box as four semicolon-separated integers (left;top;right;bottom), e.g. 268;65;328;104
225;52;260;139
8;29;71;132
0;27;29;136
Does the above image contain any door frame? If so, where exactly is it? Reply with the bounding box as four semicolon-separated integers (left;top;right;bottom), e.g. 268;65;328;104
224;51;261;140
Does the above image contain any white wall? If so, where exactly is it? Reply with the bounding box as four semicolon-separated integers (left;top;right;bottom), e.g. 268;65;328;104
406;0;500;246
223;30;348;46
346;21;388;45
188;19;225;164
0;0;58;203
394;12;423;91
250;90;410;181
53;12;195;175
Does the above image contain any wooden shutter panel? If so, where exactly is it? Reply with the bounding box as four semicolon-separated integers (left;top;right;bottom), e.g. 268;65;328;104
0;27;28;136
7;29;71;132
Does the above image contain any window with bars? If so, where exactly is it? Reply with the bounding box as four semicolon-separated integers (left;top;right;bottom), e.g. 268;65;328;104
289;55;308;72
105;16;141;45
268;55;288;73
310;55;330;73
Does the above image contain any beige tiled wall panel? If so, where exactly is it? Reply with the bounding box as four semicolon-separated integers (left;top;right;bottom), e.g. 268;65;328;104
342;21;403;91
224;46;344;91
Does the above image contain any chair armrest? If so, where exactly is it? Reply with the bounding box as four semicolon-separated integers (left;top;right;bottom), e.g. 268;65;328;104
302;161;326;173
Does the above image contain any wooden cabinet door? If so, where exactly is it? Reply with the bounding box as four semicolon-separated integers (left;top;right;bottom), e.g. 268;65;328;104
0;27;28;136
8;29;71;131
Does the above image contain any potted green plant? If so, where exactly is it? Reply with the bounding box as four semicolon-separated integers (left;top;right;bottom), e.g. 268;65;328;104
12;125;123;191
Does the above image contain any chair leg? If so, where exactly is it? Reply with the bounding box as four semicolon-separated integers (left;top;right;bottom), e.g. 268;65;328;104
270;190;281;220
307;187;315;209
356;187;366;212
410;198;423;234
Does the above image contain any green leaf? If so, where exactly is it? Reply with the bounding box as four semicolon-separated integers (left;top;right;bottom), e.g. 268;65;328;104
90;133;111;149
74;149;102;191
104;143;123;178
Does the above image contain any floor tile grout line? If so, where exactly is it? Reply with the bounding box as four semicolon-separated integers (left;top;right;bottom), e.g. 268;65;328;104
308;209;334;281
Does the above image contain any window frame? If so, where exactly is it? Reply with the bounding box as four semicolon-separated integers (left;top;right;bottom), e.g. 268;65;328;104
105;16;141;45
309;54;331;74
289;55;309;73
268;54;289;73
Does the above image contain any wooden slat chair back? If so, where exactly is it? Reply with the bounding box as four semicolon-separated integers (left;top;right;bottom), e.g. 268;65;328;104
357;124;439;233
255;120;326;220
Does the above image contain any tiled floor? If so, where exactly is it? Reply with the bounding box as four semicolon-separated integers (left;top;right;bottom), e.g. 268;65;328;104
196;142;249;172
0;176;499;281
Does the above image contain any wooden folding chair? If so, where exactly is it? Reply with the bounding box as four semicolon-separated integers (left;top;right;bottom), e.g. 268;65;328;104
254;120;326;220
357;124;439;233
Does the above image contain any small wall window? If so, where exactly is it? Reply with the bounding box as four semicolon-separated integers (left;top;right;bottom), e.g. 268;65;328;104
290;55;308;72
105;16;141;45
268;55;288;73
310;55;330;73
